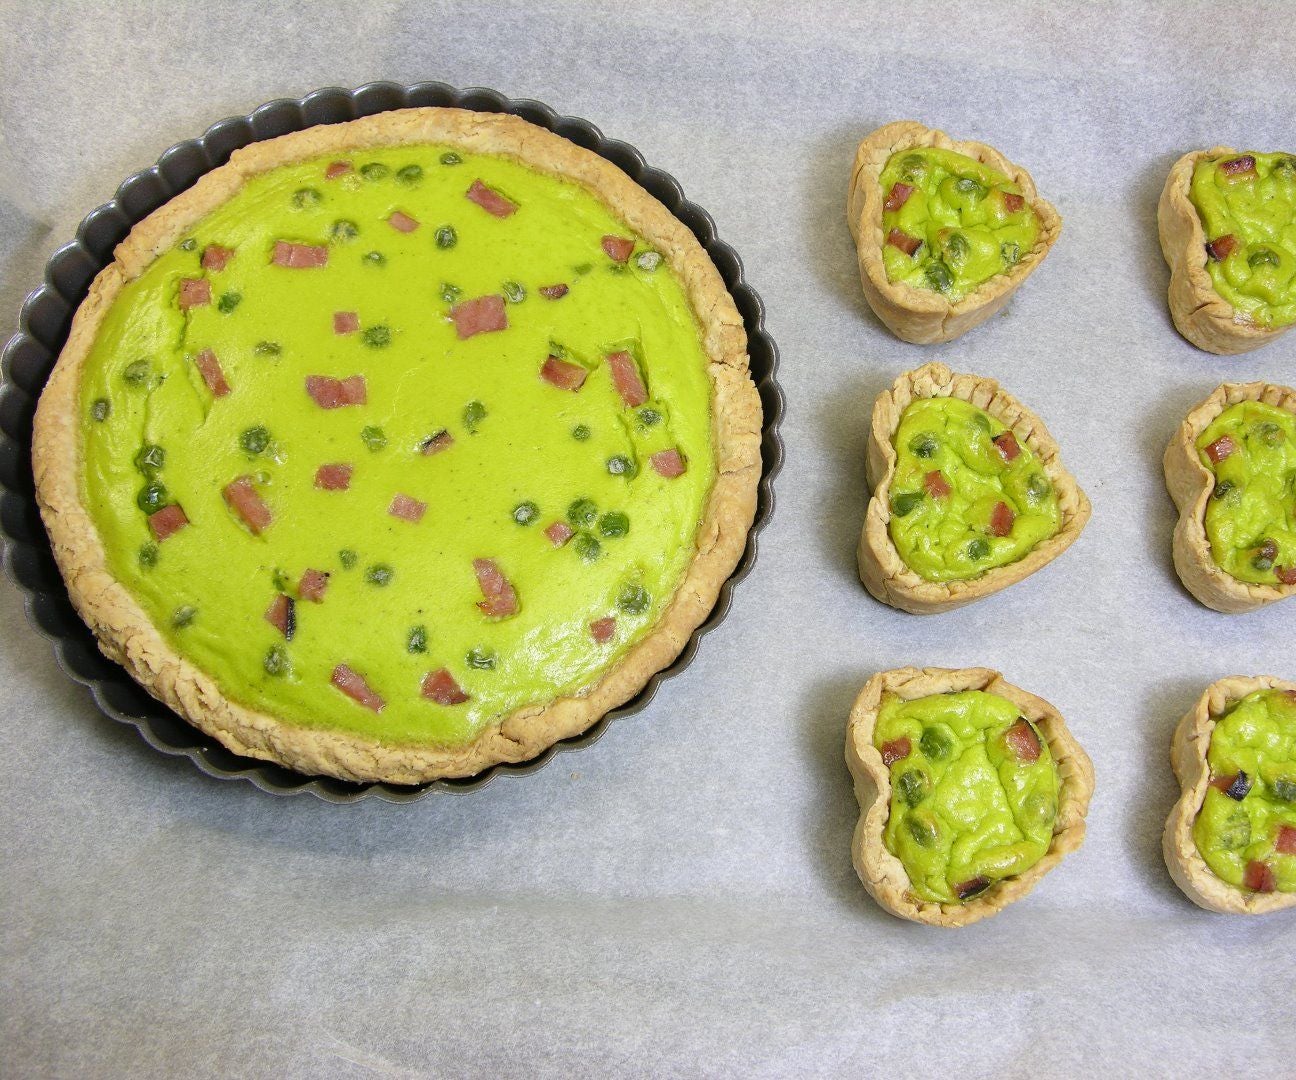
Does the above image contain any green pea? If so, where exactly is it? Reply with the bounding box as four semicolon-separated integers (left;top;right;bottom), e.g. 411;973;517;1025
1272;777;1296;802
943;232;970;264
216;291;242;314
122;360;152;387
271;567;290;593
638;407;662;428
360;425;387;452
925;260;954;293
1248;247;1281;269
574;533;602;561
407;625;428;654
329;220;359;244
1256;421;1285;447
361;324;391;348
513;501;540;526
264;645;290;677
435;226;458;250
463;400;487;433
953;176;986;199
134;444;165;476
138;542;159;569
919;726;954;761
440;282;461;303
635;251;662;272
360;162;390;181
1026;473;1051;502
567;498;598;527
967;538;991;560
899;153;926;180
1252;553;1275;572
1213;479;1236;500
904;813;939;847
91;397;111;422
178;238;197;252
397;164;425;184
617;585;650;614
137;481;168;514
502;280;526;304
1024;792;1056;827
571;424;591;441
291;187;322;209
1001;241;1022;267
365;563;394;586
1273;157;1296;179
897;768;930;808
339;549;357;570
363;250;386;266
909;433;938;458
172;605;197;629
438;152;461;167
606;455;637;477
254;341;282;357
466;646;496;670
1218;807;1251;851
890;491;924;517
574;262;593;276
599;511;630;538
239;426;270;455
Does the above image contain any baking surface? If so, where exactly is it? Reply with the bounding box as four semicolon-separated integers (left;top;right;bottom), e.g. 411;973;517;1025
1;2;1292;1076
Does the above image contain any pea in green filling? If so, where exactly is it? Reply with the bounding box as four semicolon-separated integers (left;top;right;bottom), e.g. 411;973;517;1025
1190;151;1296;329
887;397;1060;582
1193;689;1296;893
880;147;1040;304
1196;401;1296;586
874;690;1059;905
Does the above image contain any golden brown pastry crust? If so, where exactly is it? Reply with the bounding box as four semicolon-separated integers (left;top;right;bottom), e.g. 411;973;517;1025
846;120;1062;344
1157;147;1292;355
1163;381;1296;613
1163;675;1296;914
845;666;1093;928
857;362;1090;614
31;107;763;784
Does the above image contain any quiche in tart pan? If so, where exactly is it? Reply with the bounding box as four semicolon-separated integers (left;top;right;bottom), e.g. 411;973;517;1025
32;107;763;785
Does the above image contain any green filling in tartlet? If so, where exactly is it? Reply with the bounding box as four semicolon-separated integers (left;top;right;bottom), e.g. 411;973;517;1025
1191;151;1296;329
80;145;715;747
879;147;1039;304
874;689;1059;905
1194;689;1296;894
887;397;1060;582
1195;401;1296;586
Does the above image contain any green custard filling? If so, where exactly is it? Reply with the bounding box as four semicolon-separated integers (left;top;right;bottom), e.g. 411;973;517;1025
80;145;715;748
1190;151;1296;328
874;690;1059;905
880;147;1039;303
888;398;1060;582
1194;689;1296;894
1196;401;1296;586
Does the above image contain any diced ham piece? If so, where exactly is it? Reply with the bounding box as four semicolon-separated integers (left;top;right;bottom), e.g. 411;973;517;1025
1221;155;1257;179
992;431;1021;462
590;617;616;643
606;351;648;407
473;558;518;618
222;475;272;534
1276;825;1296;855
887;227;922;257
422;668;469;706
333;311;359;335
305;375;367;408
880;737;911;767
466;179;518;218
651;448;686;478
1204;435;1236;463
325;160;353;179
1004;718;1041;763
545;521;574;547
201;245;233;271
1276;566;1296;586
298;569;330;603
389;493;427;523
147;504;188;541
990;501;1016;537
332;663;385;712
388;210;420;233
421;430;454;455
923;470;951;499
1244;859;1276;893
314;463;353;490
273;241;328;268
540;356;587;391
955;877;991;900
602;235;634;262
178;278;211;310
884;182;914;212
192;348;231;397
539;284;569;300
451;295;508;339
1002;192;1025;214
265;593;296;640
1206;234;1238;261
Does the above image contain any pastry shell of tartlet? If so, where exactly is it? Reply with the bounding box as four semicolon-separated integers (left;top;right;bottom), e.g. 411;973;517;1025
858;362;1091;614
845;666;1094;928
846;120;1062;345
1163;675;1296;915
1163;380;1296;614
1157;147;1293;355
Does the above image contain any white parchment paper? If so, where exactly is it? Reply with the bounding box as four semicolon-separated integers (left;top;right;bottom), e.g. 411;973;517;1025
1;2;1293;1076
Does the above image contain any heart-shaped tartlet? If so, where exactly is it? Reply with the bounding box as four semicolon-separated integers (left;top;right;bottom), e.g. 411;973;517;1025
846;121;1061;344
858;363;1090;614
845;666;1093;927
1163;676;1296;914
1163;381;1296;613
1158;148;1296;355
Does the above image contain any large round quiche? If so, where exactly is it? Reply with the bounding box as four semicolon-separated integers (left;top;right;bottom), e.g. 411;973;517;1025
33;108;762;784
